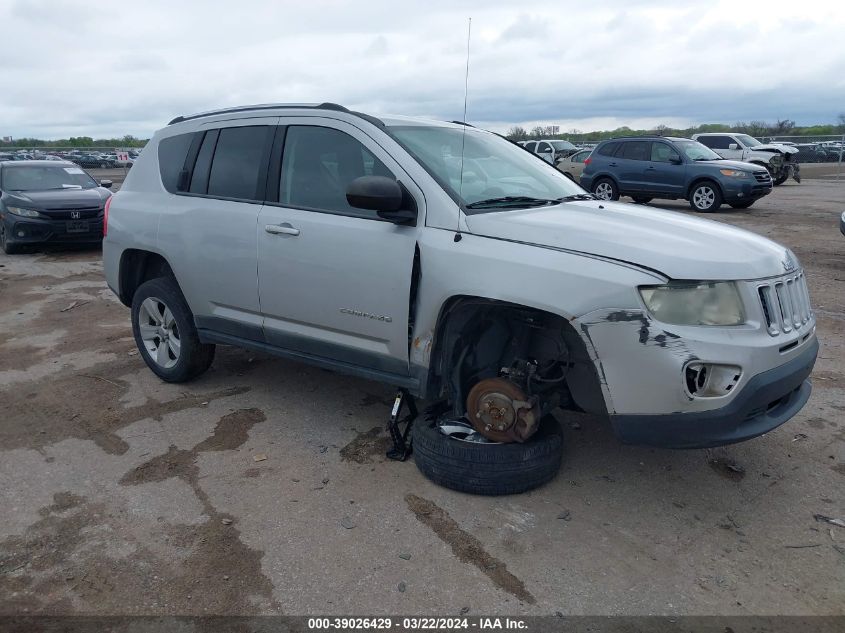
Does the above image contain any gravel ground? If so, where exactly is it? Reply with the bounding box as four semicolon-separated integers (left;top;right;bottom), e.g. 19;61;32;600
0;177;843;616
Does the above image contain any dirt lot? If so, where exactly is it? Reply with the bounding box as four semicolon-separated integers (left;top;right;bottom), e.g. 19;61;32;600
0;175;843;617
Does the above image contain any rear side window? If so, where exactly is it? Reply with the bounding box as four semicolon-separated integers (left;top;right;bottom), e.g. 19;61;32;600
523;141;537;152
618;141;649;161
698;135;733;150
597;142;619;156
280;125;395;217
158;133;195;193
206;126;273;200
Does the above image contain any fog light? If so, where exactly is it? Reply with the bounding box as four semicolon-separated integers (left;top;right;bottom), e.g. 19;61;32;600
18;230;25;237
684;363;742;398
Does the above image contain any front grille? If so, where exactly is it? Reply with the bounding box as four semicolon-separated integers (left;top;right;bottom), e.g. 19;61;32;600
753;170;772;184
42;206;101;220
757;270;812;336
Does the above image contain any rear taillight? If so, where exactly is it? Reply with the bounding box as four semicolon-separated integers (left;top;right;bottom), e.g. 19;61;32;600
584;157;592;166
103;195;112;237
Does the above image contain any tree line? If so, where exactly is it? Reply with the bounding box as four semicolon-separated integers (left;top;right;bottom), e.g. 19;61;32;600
506;115;845;142
0;135;148;149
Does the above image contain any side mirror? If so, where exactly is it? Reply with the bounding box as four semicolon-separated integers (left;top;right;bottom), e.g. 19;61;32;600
540;147;552;153
346;176;416;225
670;156;683;165
728;143;738;150
100;180;113;189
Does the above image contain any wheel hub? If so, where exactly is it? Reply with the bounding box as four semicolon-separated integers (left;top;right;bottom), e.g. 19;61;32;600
466;377;540;443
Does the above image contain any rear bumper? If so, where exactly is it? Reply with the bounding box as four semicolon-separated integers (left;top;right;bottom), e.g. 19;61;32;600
2;214;103;245
610;337;818;448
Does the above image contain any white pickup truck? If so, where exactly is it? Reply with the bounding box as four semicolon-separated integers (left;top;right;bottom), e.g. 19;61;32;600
692;133;800;186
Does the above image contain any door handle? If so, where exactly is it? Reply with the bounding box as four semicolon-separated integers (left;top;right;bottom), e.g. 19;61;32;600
608;162;617;167
645;166;656;170
265;223;300;236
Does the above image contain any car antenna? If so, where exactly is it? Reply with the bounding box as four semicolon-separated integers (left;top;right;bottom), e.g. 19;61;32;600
455;16;471;244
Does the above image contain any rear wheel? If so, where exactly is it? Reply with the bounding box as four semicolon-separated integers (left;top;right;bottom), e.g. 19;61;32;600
412;414;563;495
689;181;722;212
131;277;215;382
592;178;619;201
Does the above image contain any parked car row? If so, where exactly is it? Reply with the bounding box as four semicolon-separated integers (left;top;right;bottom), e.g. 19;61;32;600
0;148;141;169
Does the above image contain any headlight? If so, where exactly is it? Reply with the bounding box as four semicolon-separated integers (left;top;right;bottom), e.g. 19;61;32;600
639;282;745;326
719;169;749;178
6;206;45;218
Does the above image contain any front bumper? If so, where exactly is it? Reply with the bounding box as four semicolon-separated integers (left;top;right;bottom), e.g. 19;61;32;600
1;214;103;245
721;179;772;202
610;337;817;448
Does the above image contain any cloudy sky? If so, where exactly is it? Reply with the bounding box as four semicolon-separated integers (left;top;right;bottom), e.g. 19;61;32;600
2;0;844;139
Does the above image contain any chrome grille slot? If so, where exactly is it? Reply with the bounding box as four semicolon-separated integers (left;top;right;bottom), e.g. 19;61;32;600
758;270;813;336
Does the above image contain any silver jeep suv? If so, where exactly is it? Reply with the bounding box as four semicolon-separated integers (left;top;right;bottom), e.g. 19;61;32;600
103;103;817;495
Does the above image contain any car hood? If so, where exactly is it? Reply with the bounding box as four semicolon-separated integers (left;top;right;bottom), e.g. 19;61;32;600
696;159;766;171
753;143;798;155
465;199;791;280
4;188;110;209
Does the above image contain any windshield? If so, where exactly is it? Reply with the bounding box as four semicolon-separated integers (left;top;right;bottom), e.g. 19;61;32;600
389;125;584;212
673;140;722;161
2;165;97;191
735;134;761;148
550;140;576;151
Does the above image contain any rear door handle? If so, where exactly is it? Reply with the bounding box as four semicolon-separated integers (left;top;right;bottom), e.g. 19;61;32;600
265;223;300;236
608;162;617;167
645;166;656;170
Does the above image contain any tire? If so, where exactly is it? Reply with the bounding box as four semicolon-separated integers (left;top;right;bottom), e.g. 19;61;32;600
773;173;788;186
0;223;23;254
631;196;653;204
100;162;108;169
131;277;215;382
412;415;563;495
688;181;722;212
592;178;619;201
730;201;754;209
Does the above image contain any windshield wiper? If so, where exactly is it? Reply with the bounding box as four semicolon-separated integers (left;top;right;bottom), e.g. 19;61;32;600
465;196;558;209
557;193;596;202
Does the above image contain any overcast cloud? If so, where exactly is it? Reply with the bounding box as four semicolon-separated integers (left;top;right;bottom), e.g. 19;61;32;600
1;0;844;138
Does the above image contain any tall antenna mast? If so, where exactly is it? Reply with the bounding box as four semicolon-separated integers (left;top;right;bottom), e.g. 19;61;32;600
456;16;472;242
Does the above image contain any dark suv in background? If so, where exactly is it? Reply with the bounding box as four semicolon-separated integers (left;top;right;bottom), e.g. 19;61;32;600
580;136;773;212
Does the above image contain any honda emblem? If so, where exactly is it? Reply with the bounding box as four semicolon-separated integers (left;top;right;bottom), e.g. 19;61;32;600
70;211;81;219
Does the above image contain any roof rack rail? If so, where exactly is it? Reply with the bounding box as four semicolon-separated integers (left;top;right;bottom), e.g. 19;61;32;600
450;120;475;127
167;102;385;127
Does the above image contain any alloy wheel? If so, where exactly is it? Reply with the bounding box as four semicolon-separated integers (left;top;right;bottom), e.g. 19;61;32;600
137;296;181;368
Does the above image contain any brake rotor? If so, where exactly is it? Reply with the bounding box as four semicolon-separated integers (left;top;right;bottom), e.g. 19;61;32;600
466;377;540;443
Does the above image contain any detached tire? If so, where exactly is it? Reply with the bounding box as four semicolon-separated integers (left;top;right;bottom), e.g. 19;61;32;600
412;417;563;495
131;277;215;382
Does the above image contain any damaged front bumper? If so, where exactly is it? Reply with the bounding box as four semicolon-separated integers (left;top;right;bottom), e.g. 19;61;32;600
610;337;816;448
574;295;818;448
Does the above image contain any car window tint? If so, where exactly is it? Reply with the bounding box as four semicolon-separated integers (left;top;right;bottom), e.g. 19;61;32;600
536;142;551;153
189;130;218;194
699;135;732;150
650;143;680;163
205;126;271;200
523;142;536;152
158;134;197;193
597;142;618;156
619;141;649;161
280;125;395;216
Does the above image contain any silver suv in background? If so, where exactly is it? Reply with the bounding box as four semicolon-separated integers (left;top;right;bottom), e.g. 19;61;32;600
692;132;800;185
103;103;818;495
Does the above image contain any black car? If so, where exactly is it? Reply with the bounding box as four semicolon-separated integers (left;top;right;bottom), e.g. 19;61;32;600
0;160;112;254
73;154;116;168
580;136;773;212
